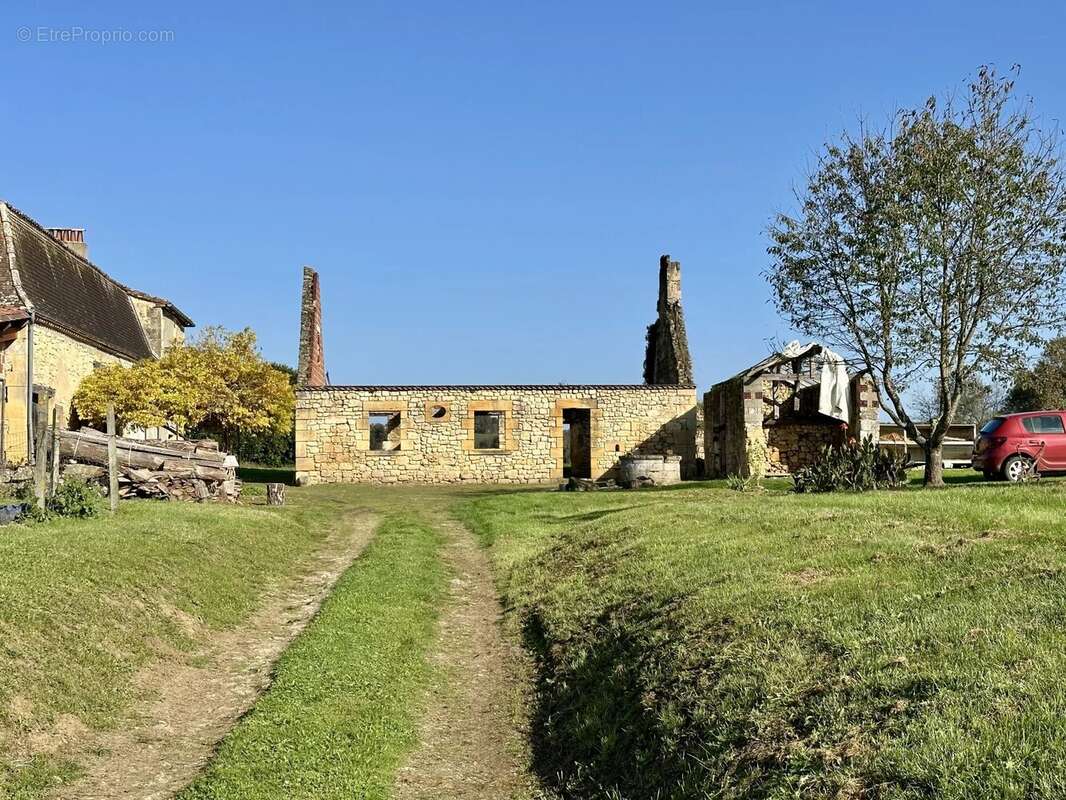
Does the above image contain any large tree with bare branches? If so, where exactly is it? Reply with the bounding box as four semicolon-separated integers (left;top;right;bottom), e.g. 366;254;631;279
767;67;1066;485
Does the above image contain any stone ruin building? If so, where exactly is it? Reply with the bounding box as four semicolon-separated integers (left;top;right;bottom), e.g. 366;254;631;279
295;257;700;485
704;342;879;478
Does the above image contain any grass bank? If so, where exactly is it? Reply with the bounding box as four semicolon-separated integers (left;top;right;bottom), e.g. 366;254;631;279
0;487;354;798
459;479;1066;799
179;511;446;800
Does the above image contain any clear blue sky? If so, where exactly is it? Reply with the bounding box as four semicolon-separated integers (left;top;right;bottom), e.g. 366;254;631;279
2;1;1064;389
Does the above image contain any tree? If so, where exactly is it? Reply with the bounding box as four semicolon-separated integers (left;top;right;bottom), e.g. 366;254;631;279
767;67;1066;485
74;327;294;451
913;377;1004;427
191;361;298;466
1004;336;1066;411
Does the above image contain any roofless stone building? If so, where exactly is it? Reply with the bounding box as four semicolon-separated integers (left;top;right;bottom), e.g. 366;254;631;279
294;259;701;485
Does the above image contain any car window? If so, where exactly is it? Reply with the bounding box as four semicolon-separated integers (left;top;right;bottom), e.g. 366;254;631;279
1022;415;1065;434
980;418;1004;434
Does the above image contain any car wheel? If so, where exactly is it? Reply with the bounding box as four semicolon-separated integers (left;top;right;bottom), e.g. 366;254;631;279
1002;455;1034;483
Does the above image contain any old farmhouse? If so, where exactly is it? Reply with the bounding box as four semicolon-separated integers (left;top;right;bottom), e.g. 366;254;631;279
0;201;193;464
295;258;701;485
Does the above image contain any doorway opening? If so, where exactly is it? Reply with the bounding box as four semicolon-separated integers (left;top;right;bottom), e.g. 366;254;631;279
562;408;591;479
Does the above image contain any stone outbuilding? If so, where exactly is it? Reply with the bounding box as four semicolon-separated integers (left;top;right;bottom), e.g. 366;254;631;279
704;342;879;478
0;201;193;464
295;256;701;485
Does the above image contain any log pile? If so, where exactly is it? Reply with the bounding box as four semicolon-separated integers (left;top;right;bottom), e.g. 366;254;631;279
58;429;241;502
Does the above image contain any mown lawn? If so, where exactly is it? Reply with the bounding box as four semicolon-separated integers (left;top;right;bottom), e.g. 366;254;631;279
459;477;1066;799
179;511;446;799
0;486;357;798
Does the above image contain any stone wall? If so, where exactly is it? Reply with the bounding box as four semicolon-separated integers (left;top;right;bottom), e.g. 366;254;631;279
0;323;131;463
764;422;840;476
129;296;186;357
704;377;747;478
296;385;698;485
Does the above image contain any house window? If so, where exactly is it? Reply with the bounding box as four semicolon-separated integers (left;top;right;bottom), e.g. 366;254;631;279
474;410;504;450
369;411;401;451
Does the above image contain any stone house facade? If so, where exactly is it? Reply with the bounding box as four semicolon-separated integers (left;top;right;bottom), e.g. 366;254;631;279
704;343;880;478
297;385;698;484
295;257;701;485
0;201;193;464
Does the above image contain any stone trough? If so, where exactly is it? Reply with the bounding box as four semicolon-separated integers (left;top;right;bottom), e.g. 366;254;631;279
619;454;682;487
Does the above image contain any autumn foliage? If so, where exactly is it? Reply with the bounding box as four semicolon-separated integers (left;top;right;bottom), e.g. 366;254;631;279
73;328;294;444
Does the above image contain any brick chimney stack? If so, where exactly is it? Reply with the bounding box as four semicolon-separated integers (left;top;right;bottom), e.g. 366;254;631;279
48;228;88;260
297;266;327;387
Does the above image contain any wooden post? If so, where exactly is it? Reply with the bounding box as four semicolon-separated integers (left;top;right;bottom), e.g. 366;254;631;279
266;483;285;506
33;414;48;509
107;404;119;513
49;407;60;498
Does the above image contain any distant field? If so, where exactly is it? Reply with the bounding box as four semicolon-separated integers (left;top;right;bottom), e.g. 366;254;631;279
460;477;1066;799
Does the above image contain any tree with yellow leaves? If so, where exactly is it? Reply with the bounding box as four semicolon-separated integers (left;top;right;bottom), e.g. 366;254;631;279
74;327;294;451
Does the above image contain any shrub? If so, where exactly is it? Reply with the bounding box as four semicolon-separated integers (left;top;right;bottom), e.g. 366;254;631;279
725;473;763;493
47;478;105;518
793;437;907;493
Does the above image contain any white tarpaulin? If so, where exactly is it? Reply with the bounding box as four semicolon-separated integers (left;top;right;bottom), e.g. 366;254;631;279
818;347;850;422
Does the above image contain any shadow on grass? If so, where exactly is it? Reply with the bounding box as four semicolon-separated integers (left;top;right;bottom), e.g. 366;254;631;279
237;465;296;485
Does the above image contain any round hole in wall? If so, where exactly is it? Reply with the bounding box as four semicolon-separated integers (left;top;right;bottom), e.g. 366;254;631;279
430;405;448;419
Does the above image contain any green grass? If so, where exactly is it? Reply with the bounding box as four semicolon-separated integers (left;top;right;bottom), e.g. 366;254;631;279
458;478;1066;799
178;510;446;800
0;487;355;798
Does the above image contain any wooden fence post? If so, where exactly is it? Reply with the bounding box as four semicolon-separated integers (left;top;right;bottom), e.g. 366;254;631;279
33;415;48;509
49;407;60;499
107;404;119;513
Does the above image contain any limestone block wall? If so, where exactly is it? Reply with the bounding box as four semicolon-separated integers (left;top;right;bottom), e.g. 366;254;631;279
704;377;747;478
0;323;131;463
764;422;840;476
296;385;698;485
129;297;186;357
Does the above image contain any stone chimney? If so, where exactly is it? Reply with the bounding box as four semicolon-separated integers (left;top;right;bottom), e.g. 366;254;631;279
47;228;88;259
659;254;682;310
643;254;694;385
297;266;327;387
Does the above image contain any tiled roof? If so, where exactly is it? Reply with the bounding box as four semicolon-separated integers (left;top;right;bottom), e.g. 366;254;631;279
0;202;155;361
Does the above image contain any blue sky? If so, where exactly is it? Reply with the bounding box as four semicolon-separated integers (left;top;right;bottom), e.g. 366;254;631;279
2;1;1064;389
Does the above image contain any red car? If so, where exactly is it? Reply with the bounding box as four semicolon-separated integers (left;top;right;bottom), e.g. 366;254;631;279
973;411;1066;481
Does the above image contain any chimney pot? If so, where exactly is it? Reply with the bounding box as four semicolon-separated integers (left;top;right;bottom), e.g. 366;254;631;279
47;228;88;259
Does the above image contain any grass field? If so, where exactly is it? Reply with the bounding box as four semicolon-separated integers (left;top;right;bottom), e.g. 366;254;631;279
0;486;356;798
179;511;446;800
459;477;1066;799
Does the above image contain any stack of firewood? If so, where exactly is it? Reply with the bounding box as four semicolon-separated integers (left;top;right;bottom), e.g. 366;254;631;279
58;429;241;502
